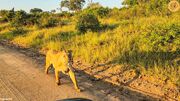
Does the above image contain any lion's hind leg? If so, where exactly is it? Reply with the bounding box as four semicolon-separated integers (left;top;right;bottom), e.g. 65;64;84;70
68;70;81;92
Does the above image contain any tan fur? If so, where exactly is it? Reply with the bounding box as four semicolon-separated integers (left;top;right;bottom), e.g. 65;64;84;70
45;50;80;92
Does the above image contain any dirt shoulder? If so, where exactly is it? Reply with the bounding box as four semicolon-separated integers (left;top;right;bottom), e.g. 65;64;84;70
0;40;164;101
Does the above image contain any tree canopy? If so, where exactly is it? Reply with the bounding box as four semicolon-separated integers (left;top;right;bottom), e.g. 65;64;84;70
30;8;43;14
60;0;85;12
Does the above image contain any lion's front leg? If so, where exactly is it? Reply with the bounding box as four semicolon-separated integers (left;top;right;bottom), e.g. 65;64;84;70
55;69;60;85
45;64;50;74
45;58;51;74
68;70;81;92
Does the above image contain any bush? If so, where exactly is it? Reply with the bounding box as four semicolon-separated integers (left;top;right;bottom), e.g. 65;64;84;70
76;13;100;33
57;20;69;26
26;13;40;26
11;10;29;27
11;27;27;35
6;8;15;22
0;27;27;40
83;7;110;18
96;7;110;18
140;23;180;51
45;18;58;28
38;16;58;28
57;11;74;17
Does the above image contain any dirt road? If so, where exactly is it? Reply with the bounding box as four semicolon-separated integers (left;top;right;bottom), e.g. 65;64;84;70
0;45;158;101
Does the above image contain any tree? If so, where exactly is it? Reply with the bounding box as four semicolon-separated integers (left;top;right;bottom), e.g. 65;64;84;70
6;8;15;22
60;0;85;12
96;7;110;18
11;10;28;27
51;9;56;13
61;0;70;10
87;2;102;9
30;8;43;14
122;0;172;15
122;0;138;6
76;13;100;33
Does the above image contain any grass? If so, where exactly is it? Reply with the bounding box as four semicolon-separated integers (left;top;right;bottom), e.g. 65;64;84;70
0;13;179;87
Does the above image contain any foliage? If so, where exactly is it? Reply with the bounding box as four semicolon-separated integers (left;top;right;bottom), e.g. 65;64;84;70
60;0;85;11
83;6;110;18
30;8;43;14
76;13;100;33
96;7;110;18
87;2;102;9
57;11;74;17
122;0;170;6
0;10;9;22
0;27;26;40
51;9;56;13
11;10;29;27
140;23;180;51
60;0;70;10
11;27;27;35
38;16;58;28
122;0;178;16
6;8;15;22
122;0;138;6
26;13;40;26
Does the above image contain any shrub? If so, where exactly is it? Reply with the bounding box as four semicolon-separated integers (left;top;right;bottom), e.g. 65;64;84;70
57;11;74;17
11;10;29;27
11;27;27;35
5;8;15;22
38;17;58;28
26;13;40;26
83;7;110;18
45;18;58;28
76;13;100;33
122;0;172;16
140;23;180;51
96;7;110;18
57;20;69;26
0;27;27;40
0;10;9;23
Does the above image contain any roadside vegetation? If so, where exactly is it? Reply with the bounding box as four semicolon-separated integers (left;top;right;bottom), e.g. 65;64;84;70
0;0;179;99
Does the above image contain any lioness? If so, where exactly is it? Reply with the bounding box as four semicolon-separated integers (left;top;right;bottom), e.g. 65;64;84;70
45;50;80;92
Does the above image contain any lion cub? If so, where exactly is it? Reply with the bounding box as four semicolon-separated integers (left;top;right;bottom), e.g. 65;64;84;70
45;50;80;92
